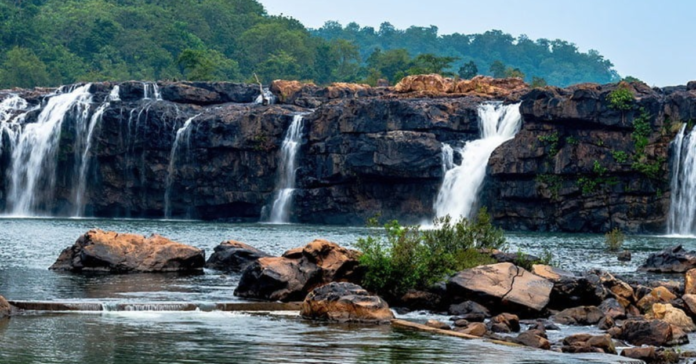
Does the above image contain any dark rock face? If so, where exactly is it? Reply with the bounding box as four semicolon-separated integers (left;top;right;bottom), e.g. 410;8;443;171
620;319;689;347
50;229;205;273
552;306;604;325
640;245;696;273
300;282;394;323
205;241;270;272
234;239;361;302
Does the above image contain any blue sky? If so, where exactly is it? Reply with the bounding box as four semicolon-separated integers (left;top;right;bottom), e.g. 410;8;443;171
260;0;695;87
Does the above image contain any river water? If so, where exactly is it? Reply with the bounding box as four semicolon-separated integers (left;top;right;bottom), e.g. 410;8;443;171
1;218;692;363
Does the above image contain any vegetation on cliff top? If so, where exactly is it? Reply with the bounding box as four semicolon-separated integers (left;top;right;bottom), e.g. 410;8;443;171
0;0;619;88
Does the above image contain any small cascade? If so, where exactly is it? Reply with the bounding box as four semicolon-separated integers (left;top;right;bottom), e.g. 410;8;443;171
434;103;522;220
164;114;200;219
268;114;306;223
255;88;276;105
143;82;162;101
0;95;29;153
7;84;93;216
668;124;696;235
102;302;199;312
73;86;121;216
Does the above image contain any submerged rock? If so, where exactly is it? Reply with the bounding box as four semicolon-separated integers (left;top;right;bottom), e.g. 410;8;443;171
447;263;553;312
205;240;270;272
640;245;696;273
620;347;656;362
425;319;451;330
514;330;550;350
49;229;205;273
234;239;361;302
300;282;394;323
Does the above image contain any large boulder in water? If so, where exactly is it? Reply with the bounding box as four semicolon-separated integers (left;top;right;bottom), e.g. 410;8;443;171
640;245;696;273
620;319;689;346
205;240;270;272
234;239;361;302
447;263;553;312
49;229;205;273
301;282;394;323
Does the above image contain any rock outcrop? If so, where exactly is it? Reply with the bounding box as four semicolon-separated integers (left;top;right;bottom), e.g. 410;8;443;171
234;239;361;301
49;229;205;273
447;263;553;312
640;245;696;273
205;241;270;272
300;282;394;323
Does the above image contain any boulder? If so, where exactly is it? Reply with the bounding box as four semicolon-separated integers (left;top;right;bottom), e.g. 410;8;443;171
49;230;205;273
637;286;677;312
425;319;451;330
456;322;487;337
686;268;696;295
531;264;574;282
617;250;632;262
448;300;491;317
599;298;627;320
640;245;696;273
620;319;689;346
300;282;394;323
552;306;604;325
205;240;270;272
514;331;551;350
598;315;614;330
447;263;553;311
0;296;11;318
621;347;656;362
235;239;361;301
562;334;616;354
683;294;696;314
647;303;696;332
490;313;520;332
548;273;609;309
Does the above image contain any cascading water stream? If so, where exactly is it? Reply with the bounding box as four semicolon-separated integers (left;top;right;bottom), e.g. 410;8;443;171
143;82;162;101
164;114;200;219
0;95;29;154
668;124;696;235
268;114;306;224
73;86;121;217
255;88;276;105
7;84;93;216
434;103;522;220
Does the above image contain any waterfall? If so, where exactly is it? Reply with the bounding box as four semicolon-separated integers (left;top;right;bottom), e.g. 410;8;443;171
0;95;29;154
73;86;121;217
164;114;199;219
268;114;306;223
434;103;522;220
6;84;93;216
143;82;162;101
255;88;276;105
668;124;696;235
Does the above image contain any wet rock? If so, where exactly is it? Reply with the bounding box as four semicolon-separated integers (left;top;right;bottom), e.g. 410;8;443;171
50;229;205;273
620;319;689;346
607;326;622;339
399;290;443;311
548;273;609;309
646;303;696;332
526;319;560;331
562;333;616;354
425;319;451;330
552;306;604;325
456;322;487;337
235;239;361;302
489;322;511;333
621;346;656;362
637;286;677;312
490;313;520;332
205;240;270;272
453;319;469;327
447;263;553;312
640;245;696;273
599;298;627;320
617;250;632;262
0;296;11;318
448;300;491;317
514;331;551;350
300;282;394;323
598;315;614;330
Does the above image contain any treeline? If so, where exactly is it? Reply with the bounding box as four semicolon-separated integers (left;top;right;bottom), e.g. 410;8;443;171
0;0;619;89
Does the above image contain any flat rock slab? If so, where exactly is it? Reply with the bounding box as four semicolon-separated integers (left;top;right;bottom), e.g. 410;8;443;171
448;263;553;311
50;229;205;273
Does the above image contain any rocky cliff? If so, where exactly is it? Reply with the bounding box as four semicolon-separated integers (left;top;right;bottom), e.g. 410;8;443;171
0;77;695;232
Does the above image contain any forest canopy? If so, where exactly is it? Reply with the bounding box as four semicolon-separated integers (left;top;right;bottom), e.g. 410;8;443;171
0;0;620;88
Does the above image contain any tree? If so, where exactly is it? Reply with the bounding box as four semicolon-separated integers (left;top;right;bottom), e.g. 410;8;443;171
177;48;239;81
407;53;459;76
489;60;506;78
505;67;525;79
0;47;50;88
458;61;478;79
531;76;547;88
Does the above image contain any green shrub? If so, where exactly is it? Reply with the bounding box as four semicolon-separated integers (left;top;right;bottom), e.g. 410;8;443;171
611;150;629;163
355;209;505;299
607;87;634;111
605;228;625;252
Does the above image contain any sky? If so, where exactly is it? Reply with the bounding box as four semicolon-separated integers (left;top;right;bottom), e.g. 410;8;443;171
260;0;695;87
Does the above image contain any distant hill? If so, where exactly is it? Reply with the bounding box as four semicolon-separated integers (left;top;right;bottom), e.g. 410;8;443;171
0;0;619;88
